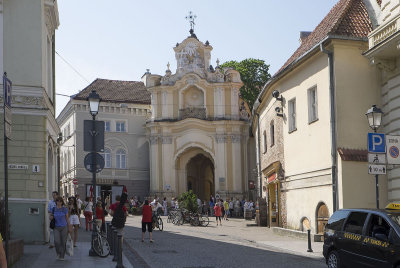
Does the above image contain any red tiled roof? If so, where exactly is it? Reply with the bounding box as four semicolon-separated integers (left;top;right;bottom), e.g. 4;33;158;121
275;0;372;75
338;148;368;161
73;79;151;105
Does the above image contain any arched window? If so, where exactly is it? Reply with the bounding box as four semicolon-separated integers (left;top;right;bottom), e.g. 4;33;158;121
116;149;126;169
263;130;267;153
102;148;112;168
270;121;275;146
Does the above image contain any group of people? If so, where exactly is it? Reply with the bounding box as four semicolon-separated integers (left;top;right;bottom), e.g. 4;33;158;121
47;191;126;261
206;196;255;219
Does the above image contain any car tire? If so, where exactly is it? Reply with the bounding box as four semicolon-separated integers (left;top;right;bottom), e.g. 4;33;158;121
327;250;341;268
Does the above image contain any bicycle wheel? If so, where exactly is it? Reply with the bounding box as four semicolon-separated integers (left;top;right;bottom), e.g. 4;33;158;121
92;235;110;257
200;215;209;227
158;217;163;231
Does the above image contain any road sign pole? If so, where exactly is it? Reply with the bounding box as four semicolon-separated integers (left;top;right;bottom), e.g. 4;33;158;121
89;114;97;257
3;73;10;267
376;174;379;209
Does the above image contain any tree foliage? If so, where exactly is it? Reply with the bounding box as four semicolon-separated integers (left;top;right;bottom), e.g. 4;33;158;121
220;58;271;110
178;190;198;213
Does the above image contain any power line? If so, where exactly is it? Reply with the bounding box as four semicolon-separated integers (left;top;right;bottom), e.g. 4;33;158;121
56;51;90;83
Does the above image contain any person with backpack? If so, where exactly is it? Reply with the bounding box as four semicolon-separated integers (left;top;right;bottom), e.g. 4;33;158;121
110;194;128;239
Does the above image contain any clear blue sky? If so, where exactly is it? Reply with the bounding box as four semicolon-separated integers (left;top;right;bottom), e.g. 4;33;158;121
55;0;338;116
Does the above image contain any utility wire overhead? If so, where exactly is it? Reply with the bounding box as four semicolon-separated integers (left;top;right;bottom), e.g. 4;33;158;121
56;51;90;83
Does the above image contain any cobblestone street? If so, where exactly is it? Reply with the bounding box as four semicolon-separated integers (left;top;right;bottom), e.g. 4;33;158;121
123;215;326;268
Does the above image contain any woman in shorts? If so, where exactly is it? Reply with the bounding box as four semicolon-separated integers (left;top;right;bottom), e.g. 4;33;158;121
68;196;80;247
141;200;153;242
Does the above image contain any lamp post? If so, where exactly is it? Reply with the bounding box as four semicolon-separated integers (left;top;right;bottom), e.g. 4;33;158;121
87;90;101;256
366;105;383;209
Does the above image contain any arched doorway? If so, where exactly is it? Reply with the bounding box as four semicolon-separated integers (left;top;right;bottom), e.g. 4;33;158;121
316;202;329;234
186;154;214;201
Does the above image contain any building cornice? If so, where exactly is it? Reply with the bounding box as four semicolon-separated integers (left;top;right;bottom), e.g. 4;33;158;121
44;0;59;35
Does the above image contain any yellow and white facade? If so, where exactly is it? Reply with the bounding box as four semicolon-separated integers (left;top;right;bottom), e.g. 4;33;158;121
144;32;250;201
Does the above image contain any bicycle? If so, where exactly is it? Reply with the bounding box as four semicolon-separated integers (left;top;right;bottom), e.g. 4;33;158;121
152;212;164;231
89;219;110;257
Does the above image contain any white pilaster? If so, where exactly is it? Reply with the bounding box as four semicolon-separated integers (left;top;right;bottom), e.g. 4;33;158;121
231;134;242;192
214;134;227;192
161;136;173;192
231;88;239;119
214;87;225;118
151;92;158;120
149;136;160;192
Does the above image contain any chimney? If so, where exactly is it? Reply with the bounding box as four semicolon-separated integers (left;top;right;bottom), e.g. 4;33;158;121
299;31;312;44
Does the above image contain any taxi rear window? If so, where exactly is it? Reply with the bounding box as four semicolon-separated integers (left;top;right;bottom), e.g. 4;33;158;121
326;210;350;231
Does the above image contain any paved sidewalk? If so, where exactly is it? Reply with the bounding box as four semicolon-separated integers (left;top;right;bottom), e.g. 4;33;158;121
13;217;132;268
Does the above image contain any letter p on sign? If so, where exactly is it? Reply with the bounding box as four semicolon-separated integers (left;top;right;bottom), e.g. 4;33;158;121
368;133;386;153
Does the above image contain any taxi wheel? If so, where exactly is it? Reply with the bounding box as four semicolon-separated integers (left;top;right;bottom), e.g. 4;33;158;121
327;250;341;268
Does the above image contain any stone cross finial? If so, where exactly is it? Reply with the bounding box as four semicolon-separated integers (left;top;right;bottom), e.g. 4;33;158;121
216;58;220;66
185;11;197;31
167;62;170;71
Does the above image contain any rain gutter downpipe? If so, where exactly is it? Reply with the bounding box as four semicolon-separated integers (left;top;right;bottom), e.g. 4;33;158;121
320;43;338;212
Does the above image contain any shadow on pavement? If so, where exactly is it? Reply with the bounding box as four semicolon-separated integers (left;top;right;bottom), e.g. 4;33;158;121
122;224;326;268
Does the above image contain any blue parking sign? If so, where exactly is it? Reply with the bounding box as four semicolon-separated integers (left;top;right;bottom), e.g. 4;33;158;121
368;133;386;153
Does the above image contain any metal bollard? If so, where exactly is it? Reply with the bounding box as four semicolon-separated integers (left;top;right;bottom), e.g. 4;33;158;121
115;233;124;268
307;229;313;252
112;229;118;261
107;223;112;254
110;226;115;255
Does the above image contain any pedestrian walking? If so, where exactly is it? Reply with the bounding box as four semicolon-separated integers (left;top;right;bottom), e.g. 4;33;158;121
110;193;128;240
50;196;72;261
68;197;80;247
209;197;215;216
224;199;230;220
229;199;234;218
171;197;176;209
0;232;6;268
163;197;168;216
47;191;58;248
214;203;222;226
95;201;105;232
141;200;153;243
83;197;93;231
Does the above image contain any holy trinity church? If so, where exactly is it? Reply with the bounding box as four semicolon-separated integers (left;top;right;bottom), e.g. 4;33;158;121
143;27;251;201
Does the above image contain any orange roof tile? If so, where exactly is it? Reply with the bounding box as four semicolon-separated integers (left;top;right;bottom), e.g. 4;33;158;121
338;148;368;161
275;0;372;76
73;78;151;105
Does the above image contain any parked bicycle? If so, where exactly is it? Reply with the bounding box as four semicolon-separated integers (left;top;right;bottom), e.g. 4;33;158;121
89;219;110;257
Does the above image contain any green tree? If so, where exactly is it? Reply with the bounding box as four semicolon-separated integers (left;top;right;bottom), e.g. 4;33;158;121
220;58;271;110
178;190;198;213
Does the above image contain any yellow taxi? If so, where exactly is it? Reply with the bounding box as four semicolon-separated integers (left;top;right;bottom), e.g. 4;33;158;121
323;203;400;268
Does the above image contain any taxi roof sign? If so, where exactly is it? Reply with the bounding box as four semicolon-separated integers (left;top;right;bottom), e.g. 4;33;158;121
385;203;400;210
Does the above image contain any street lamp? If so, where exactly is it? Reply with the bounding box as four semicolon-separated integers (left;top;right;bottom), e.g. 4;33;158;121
365;104;383;209
88;90;101;118
366;105;383;132
87;90;101;256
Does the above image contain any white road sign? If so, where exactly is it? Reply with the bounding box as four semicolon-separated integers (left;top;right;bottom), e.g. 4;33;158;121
386;135;400;165
8;164;28;170
368;153;386;164
368;164;387;175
